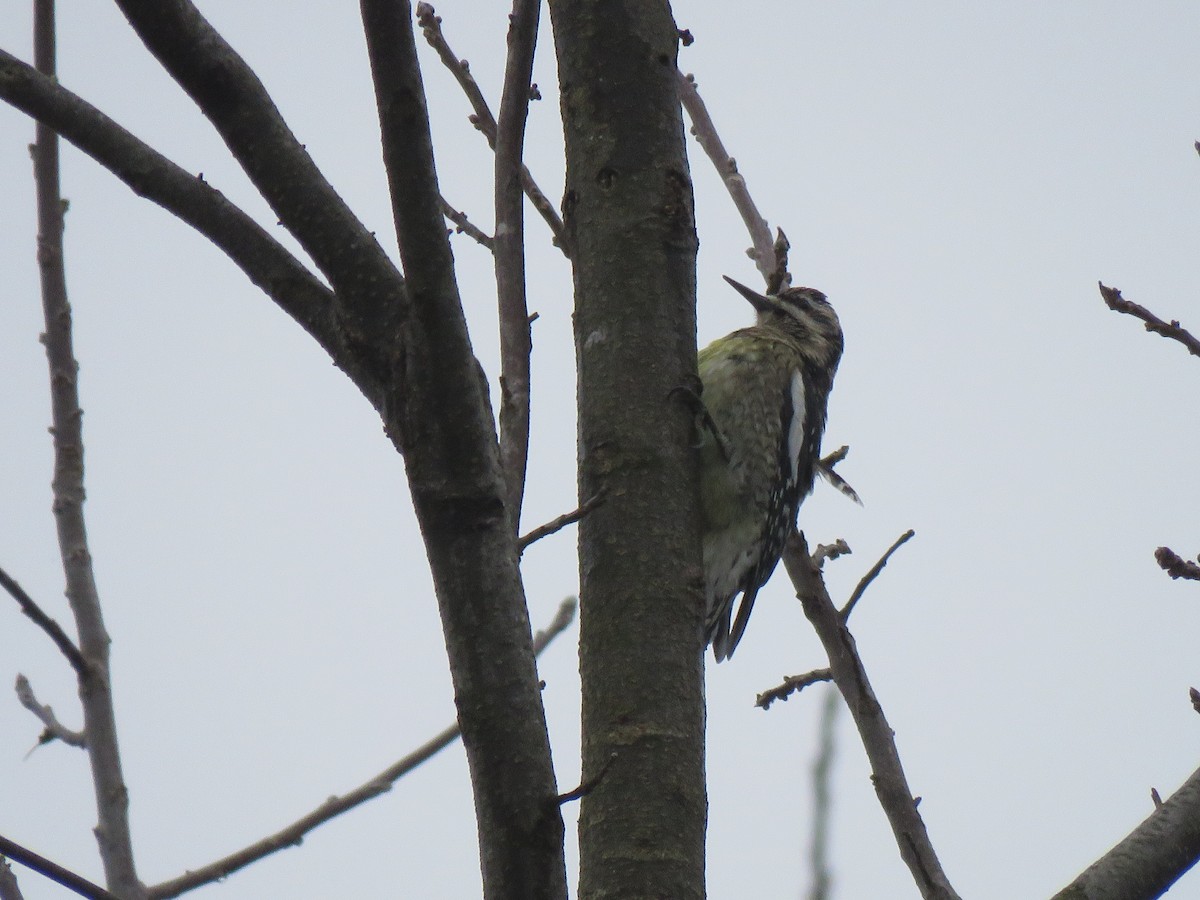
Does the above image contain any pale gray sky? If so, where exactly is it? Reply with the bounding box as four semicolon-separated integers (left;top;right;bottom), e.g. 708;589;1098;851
2;2;1199;898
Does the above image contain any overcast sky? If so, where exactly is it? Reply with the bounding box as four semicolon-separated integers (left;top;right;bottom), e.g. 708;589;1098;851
3;2;1200;898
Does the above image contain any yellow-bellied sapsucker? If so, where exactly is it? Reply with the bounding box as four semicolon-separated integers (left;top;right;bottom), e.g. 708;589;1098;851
700;276;844;661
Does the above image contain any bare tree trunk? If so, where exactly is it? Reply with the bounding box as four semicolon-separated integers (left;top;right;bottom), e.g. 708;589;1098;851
549;2;707;897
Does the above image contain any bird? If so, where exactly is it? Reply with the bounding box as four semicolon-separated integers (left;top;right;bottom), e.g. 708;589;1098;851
698;276;844;661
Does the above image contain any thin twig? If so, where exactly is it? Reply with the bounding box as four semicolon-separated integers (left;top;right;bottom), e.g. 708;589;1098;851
518;491;606;554
677;70;776;282
1155;546;1200;581
31;3;139;892
529;596;577;654
0;833;119;900
148;597;576;899
15;675;85;748
494;0;540;523
0;566;87;676
415;3;494;136
756;668;833;710
840;530;916;621
557;751;616;806
416;2;568;255
807;683;840;900
0;50;343;383
783;532;960;900
1099;282;1200;359
439;196;493;249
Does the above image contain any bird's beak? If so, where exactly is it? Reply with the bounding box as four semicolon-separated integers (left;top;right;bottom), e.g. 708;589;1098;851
722;275;775;314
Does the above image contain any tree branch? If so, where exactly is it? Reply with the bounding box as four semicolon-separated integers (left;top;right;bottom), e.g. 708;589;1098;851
0;834;119;900
782;531;960;900
440;196;494;249
359;4;566;897
677;70;778;284
31;3;140;892
758;534;913;708
15;674;86;748
0;566;87;676
756;668;833;710
415;2;568;255
1099;282;1200;359
556;751;616;806
807;684;840;900
494;0;540;522
0;50;344;379
518;491;606;555
0;840;117;900
1052;763;1200;899
841;530;915;620
148;597;575;899
529;596;578;656
112;0;406;397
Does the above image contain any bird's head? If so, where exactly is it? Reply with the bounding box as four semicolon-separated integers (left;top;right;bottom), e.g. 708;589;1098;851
723;276;844;376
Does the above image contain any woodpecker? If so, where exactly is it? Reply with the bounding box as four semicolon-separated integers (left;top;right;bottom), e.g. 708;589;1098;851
699;276;844;661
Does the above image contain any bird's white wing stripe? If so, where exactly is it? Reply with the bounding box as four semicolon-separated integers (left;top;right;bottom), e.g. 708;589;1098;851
788;368;806;482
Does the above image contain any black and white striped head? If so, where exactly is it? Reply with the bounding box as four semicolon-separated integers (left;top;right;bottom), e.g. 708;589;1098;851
723;276;844;378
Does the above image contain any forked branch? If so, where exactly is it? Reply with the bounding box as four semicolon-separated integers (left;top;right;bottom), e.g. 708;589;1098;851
0;50;343;374
359;3;567;896
782;531;959;900
15;675;85;749
416;2;567;254
115;0;406;394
